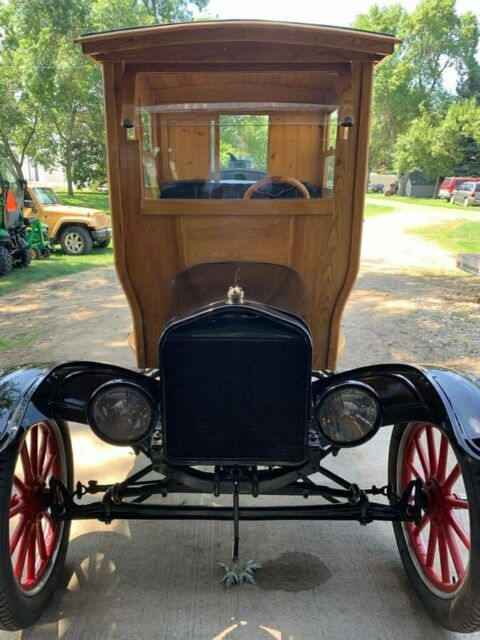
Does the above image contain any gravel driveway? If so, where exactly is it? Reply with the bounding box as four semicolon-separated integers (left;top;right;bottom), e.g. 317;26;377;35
0;200;479;639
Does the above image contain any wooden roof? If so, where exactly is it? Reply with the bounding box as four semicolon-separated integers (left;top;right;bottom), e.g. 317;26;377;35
77;20;399;65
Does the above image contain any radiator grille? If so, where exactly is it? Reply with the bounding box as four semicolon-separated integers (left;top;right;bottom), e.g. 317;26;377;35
160;311;311;465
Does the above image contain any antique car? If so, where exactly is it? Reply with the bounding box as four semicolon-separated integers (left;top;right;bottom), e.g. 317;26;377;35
1;21;479;632
24;185;111;255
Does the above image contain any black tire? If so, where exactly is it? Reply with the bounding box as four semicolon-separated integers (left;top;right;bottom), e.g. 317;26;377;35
33;248;52;260
95;238;111;249
0;420;73;631
60;226;93;256
19;247;32;267
0;246;13;276
389;422;480;632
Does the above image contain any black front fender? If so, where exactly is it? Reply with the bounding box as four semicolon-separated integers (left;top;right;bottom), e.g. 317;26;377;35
0;361;160;453
0;364;53;451
314;363;480;461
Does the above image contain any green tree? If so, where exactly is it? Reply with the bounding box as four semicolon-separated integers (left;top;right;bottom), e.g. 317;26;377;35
0;4;41;178
139;0;208;23
1;0;211;193
353;4;412;171
353;0;480;188
220;115;269;170
394;99;480;196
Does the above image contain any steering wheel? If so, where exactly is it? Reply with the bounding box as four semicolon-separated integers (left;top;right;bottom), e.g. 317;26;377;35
243;175;310;200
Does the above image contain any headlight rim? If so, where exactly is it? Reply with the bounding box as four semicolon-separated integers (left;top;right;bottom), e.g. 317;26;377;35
87;379;158;446
314;380;382;448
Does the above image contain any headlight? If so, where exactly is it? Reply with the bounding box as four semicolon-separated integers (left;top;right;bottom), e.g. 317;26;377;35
87;381;157;445
315;382;381;446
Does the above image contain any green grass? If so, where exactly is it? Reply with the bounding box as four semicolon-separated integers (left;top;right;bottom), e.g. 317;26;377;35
407;219;480;254
0;329;42;352
0;247;114;297
56;190;110;212
0;190;113;297
364;202;396;217
367;192;460;210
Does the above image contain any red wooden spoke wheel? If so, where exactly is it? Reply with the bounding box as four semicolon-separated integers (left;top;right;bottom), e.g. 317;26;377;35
9;422;64;592
389;422;480;632
0;420;72;631
402;423;471;595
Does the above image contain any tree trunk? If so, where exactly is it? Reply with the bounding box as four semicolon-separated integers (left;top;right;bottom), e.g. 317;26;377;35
65;145;74;196
11;157;25;181
433;175;441;199
397;173;408;197
0;138;25;180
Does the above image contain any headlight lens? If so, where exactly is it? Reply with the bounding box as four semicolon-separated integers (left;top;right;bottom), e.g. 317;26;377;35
316;383;380;446
88;382;156;445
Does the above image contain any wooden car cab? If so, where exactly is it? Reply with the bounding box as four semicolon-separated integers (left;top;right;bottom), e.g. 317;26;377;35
78;21;398;368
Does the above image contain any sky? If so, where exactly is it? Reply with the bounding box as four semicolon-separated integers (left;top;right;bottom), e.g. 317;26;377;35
204;0;480;91
205;0;479;25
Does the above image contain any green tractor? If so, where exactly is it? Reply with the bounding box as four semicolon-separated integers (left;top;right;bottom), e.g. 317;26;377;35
0;161;53;275
26;216;55;259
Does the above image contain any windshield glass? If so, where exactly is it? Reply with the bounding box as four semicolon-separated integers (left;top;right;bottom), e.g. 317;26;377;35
169;262;306;320
33;187;59;205
135;72;340;203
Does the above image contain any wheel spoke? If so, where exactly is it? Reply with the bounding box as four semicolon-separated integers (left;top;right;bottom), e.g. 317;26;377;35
425;427;437;477
14;522;32;581
43;512;56;549
443;464;461;492
13;474;27;496
444;524;465;579
413;513;429;537
426;526;437;568
30;424;38;478
445;495;469;509
41;451;56;481
27;526;36;583
447;512;471;549
36;523;47;561
9;497;25;518
436;434;449;483
407;460;422;480
414;434;429;478
437;528;451;584
37;426;48;477
20;441;33;484
9;515;28;555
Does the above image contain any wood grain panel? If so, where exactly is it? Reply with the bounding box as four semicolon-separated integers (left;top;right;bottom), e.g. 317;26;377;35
183;216;293;266
268;113;325;187
141;198;334;216
327;62;374;368
78;21;399;59
141;71;339;91
160;115;212;181
149;83;337;106
97;42;375;64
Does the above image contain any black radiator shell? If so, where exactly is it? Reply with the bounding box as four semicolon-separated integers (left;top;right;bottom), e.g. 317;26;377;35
160;304;312;466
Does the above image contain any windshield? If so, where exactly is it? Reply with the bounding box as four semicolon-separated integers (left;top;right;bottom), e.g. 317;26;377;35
135;71;340;203
169;262;306;321
32;187;59;205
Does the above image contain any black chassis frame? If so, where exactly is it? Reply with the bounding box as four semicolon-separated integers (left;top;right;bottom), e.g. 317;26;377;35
1;360;480;530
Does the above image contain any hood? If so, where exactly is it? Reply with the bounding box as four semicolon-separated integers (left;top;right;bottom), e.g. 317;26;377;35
43;205;101;216
42;206;110;226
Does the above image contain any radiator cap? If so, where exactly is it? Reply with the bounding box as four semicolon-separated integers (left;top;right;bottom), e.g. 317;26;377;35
227;285;244;304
